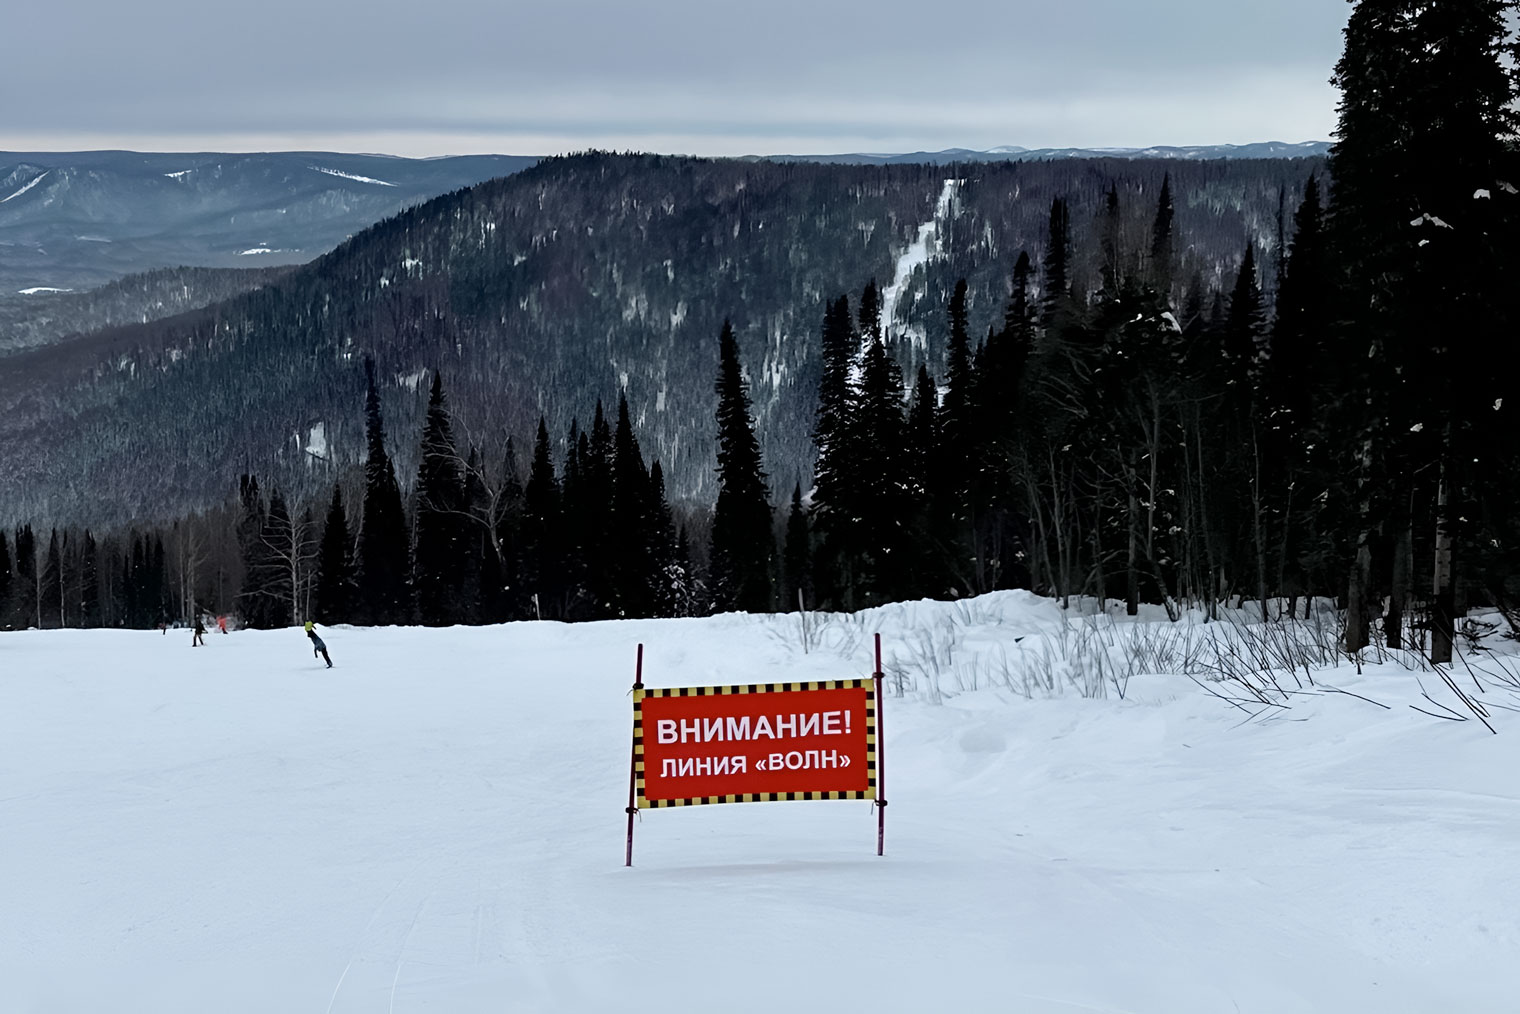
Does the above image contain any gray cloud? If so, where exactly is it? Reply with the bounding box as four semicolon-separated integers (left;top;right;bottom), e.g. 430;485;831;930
2;0;1347;154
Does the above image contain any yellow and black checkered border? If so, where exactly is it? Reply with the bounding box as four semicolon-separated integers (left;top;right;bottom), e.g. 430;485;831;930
638;678;873;697
644;790;874;808
632;679;878;809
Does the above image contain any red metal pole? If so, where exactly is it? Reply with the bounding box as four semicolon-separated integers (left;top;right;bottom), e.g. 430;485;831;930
874;632;886;857
625;643;644;868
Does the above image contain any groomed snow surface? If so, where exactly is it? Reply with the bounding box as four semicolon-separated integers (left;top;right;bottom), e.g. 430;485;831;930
4;592;1517;1013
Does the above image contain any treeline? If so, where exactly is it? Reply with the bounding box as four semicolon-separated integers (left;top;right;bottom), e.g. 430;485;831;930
0;513;239;631
789;0;1520;660
3;2;1515;647
234;357;711;627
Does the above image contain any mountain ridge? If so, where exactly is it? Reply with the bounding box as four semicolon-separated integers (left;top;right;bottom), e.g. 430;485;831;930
743;140;1331;164
0;151;540;294
0;151;1326;527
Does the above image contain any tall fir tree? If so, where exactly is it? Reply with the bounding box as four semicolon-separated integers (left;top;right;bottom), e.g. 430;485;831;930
610;392;655;617
809;295;858;608
709;321;775;613
356;357;412;625
314;484;354;624
520;416;563;619
80;531;101;629
39;529;62;628
490;438;526;621
413;371;469;626
1327;0;1518;653
647;460;687;617
0;530;12;629
1223;244;1265;386
1149;173;1175;301
936;279;981;593
904;364;943;596
852;331;914;604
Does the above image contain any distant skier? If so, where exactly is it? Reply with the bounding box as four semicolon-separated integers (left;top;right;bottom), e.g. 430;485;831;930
192;617;206;647
217;615;228;635
306;624;333;668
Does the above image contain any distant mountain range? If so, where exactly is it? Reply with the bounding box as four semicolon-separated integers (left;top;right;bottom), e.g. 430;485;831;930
744;141;1332;165
0;151;539;294
0;143;1331;357
0;143;1327;299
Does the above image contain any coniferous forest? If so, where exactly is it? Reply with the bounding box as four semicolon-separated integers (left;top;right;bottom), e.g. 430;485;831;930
2;1;1517;657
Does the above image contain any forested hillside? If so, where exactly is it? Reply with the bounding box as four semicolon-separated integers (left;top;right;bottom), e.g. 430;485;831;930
0;153;1318;526
0;265;292;355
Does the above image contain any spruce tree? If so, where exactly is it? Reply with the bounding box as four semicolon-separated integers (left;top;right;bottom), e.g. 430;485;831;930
557;418;591;616
809;295;858;608
356;357;412;625
936;279;980;593
1149;173;1175;301
610;392;654;617
80;531;100;628
491;438;526;621
148;536;168;627
314;484;354;624
1043;197;1073;320
858;279;882;338
812;295;856;500
904;365;942;597
709;321;774;613
1100;184;1122;295
520;416;563;619
782;481;812;610
0;531;12;629
40;529;61;628
1223;244;1265;386
647;460;685;617
1327;0;1518;653
413;371;468;626
853;331;913;604
126;533;145;627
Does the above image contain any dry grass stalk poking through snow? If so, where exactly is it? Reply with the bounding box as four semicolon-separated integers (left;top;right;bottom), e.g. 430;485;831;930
772;593;1520;730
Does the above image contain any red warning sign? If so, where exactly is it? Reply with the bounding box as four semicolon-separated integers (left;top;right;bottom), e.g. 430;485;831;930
634;680;877;807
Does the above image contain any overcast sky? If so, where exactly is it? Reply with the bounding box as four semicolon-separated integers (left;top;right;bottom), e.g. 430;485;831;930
3;0;1349;156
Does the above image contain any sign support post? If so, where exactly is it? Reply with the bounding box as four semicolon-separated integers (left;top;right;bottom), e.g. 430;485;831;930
874;632;887;857
625;643;644;868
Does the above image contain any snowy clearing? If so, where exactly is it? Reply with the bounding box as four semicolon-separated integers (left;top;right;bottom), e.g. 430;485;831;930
1;171;48;203
309;165;398;187
17;286;72;295
3;592;1517;1013
878;179;961;351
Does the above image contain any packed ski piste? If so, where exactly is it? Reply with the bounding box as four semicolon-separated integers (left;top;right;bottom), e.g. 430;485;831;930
3;591;1517;1013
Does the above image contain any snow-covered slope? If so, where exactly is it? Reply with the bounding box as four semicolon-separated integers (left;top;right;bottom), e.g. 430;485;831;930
3;593;1515;1013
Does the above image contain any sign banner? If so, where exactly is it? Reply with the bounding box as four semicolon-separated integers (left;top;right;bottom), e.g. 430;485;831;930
634;680;877;807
